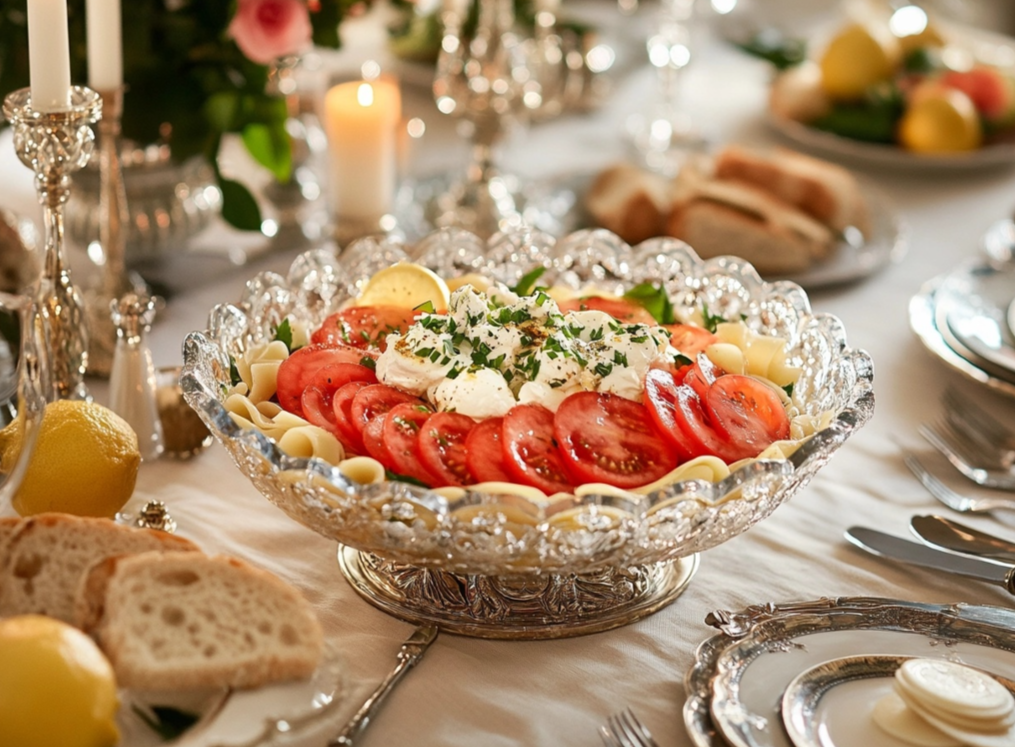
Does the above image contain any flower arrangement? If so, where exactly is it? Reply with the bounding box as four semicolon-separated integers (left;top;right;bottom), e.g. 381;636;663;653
0;0;360;230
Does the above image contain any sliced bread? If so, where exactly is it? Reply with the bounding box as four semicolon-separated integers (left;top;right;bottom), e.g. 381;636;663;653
76;551;323;691
0;513;198;623
584;163;671;245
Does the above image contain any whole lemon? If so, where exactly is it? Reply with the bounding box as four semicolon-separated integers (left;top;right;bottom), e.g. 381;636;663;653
2;400;140;517
820;22;901;100
899;85;983;153
0;615;120;747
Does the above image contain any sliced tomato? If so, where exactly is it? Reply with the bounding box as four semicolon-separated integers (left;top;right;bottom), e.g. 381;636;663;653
362;415;393;466
665;323;718;357
311;306;420;350
645;369;726;462
670;385;739;461
349;384;424;438
681;355;724;399
502;404;573;495
553;391;677;489
381;402;435;485
332;381;371;455
557;296;657;325
705;375;790;458
464;417;514;483
301;386;340;436
275;344;376;416
417;412;476;487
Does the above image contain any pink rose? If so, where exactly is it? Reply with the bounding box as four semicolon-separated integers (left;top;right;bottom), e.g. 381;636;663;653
229;0;313;65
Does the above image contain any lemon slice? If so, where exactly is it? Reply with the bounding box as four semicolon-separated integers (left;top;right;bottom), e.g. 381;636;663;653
353;262;451;312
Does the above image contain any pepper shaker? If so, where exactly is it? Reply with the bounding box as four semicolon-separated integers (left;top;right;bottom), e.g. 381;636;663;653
109;293;163;461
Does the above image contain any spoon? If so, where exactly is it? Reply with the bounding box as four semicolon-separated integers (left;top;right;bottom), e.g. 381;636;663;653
910;514;1015;564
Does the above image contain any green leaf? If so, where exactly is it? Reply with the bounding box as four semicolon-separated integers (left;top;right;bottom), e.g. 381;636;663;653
384;470;430;488
132;704;201;741
623;282;676;325
273;319;293;351
242;122;292;183
360;356;377;371
218;177;262;231
736;30;806;70
511;266;547;296
782;382;795;398
229;356;242;386
700;303;727;334
413;300;436;314
203;91;241;132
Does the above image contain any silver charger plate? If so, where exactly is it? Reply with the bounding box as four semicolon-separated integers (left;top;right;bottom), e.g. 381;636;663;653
780;654;1015;747
683;597;1015;747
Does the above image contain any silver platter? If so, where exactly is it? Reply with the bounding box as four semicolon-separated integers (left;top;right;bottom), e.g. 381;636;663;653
338;546;698;640
683;597;1015;747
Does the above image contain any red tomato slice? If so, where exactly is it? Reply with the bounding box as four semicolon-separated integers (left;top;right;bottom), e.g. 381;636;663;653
553;391;678;489
362;415;393;466
704;375;790;458
301;386;340;436
464;417;514;483
417;412;476;487
275;344;375;417
502;404;573;495
665;323;718;357
557;296;657;325
681;355;724;400
381;402;435;485
332;381;371;455
311;306;420;350
644;369;727;462
349;384;424;438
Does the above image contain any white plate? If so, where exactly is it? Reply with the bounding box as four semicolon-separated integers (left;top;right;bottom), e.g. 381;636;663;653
119;645;344;747
683;597;1015;747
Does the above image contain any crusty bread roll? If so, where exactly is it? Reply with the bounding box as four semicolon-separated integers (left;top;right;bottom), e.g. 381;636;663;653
76;551;323;691
0;513;199;623
584;163;671;245
713;145;870;235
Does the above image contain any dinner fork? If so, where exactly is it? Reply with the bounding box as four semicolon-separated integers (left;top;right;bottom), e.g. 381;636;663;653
903;450;1015;514
919;422;1015;491
941;387;1015;470
599;708;660;747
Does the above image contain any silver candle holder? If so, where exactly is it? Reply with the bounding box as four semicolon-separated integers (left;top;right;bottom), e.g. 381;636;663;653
3;86;101;401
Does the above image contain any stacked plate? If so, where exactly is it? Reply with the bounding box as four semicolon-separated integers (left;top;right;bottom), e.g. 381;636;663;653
682;597;1015;747
910;246;1015;398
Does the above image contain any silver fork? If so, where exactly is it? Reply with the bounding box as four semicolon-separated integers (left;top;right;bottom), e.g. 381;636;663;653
919;422;1015;491
941;388;1015;469
599;708;660;747
903;450;1015;514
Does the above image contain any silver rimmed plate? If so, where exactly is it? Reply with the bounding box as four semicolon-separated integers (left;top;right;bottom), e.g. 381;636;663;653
780;654;1015;747
683;597;1015;747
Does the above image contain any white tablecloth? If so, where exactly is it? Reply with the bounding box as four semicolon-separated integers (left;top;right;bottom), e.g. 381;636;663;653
6;4;1015;745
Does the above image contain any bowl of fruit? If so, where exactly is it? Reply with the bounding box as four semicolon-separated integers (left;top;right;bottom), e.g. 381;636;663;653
181;228;873;637
765;6;1015;167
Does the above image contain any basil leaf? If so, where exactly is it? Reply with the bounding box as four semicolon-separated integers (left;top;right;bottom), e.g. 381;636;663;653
623;282;676;325
384;470;430;488
782;382;795;398
700;303;727;334
228;357;242;387
273;318;293;351
511;266;547;296
218;176;262;231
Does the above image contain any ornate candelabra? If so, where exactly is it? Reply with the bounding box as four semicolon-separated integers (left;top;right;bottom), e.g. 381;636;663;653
3;86;101;401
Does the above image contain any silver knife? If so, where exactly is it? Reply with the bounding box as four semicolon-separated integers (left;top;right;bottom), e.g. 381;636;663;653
910;514;1015;564
328;624;439;746
845;526;1015;595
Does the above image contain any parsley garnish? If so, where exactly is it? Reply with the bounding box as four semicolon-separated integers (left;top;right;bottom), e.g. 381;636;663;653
623;283;676;325
511;266;548;296
782;382;795;398
228;357;242;386
272;318;295;352
673;353;693;368
360;356;376;371
701;303;727;333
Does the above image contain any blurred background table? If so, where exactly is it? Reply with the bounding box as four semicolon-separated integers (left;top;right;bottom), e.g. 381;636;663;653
5;1;1015;744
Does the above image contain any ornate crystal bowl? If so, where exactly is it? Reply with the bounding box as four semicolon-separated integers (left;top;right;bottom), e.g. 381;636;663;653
181;228;873;636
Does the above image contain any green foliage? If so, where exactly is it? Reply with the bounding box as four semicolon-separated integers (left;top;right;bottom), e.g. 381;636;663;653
736;30;807;71
623;283;676;325
812;82;905;144
0;0;356;231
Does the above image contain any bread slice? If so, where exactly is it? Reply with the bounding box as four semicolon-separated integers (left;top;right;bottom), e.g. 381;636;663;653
584;163;671;245
0;513;198;623
76;551;323;691
713;145;870;235
0;516;21;564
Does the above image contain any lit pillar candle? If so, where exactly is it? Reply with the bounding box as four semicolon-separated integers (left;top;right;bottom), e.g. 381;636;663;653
27;0;72;112
86;0;123;91
324;77;401;222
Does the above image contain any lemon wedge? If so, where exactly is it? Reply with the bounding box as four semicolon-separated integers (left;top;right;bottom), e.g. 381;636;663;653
819;22;900;100
353;262;451;312
899;85;983;153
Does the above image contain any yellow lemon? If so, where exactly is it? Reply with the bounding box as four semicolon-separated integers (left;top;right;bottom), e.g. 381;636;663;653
820;22;901;100
899;86;983;153
2;399;140;518
0;615;120;747
354;262;451;312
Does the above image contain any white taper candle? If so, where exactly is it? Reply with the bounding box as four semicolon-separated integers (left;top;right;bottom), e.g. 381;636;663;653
27;0;72;112
86;0;123;91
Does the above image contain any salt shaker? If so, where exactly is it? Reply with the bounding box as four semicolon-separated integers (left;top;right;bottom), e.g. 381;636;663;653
110;293;164;461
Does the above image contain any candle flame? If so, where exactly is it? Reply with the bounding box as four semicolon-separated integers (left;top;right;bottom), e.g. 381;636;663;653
357;83;374;107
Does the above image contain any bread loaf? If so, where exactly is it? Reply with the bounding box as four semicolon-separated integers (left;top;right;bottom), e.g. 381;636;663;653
76;551;323;691
584;163;671;244
0;513;198;623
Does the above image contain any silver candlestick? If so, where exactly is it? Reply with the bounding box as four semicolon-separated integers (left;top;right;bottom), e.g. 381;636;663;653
3;86;101;401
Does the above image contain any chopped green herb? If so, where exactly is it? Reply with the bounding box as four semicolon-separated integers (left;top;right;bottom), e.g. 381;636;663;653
511;266;548;296
359;356;377;371
589;327;605;342
623;283;676;325
673;353;693;368
228;357;242;387
782;382;794;398
594;362;614;377
415;346;434;359
613;351;628;366
701;303;727;333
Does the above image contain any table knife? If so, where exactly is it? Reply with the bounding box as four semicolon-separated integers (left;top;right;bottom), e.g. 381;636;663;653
328;624;439;746
910;514;1015;564
845;526;1015;594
